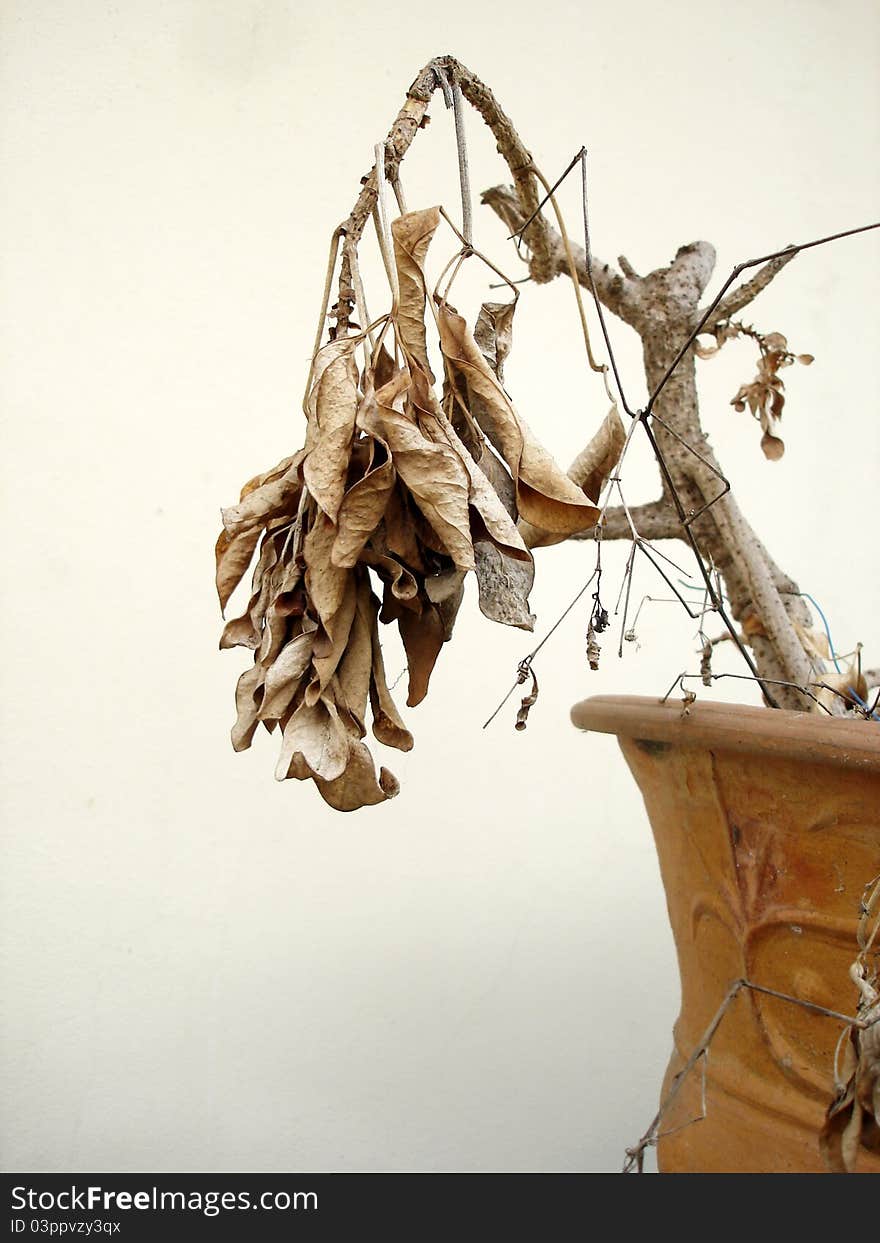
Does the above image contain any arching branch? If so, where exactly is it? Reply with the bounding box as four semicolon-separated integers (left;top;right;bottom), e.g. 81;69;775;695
332;54;559;335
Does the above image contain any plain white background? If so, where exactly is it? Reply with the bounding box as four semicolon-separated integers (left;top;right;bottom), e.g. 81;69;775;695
1;0;878;1172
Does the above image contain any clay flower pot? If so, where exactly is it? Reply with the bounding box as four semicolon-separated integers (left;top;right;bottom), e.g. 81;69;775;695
571;694;880;1174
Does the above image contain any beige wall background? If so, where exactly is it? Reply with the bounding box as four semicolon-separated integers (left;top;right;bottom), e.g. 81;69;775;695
2;0;878;1172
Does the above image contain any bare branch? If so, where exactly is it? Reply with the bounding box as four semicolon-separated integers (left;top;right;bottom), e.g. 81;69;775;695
481;183;639;323
702;251;797;327
332;55;556;335
570;500;684;544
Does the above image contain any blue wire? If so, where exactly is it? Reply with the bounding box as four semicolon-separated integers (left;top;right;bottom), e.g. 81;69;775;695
673;581;877;720
799;592;880;721
798;593;842;673
847;687;880;720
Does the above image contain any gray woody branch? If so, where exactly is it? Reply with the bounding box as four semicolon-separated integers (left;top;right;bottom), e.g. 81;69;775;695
481;184;798;333
702;251;798;327
480;184;639;323
571;501;682;544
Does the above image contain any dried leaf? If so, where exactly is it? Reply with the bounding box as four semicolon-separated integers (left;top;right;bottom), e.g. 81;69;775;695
367;593;414;752
256;566;307;670
222;541;299;656
398;598;446;707
437;304;599;535
382;484;427;572
334;580;374;734
220;451;304;539
215;526;262;614
474;299;516;382
219;612;260;650
331;447;395;568
231;663;266;752
372;342;397;390
239;454;298;499
820;969;880;1169
303;337;360;522
391;207;441;378
424;567;466;605
813;663;869;714
258;572;307;665
274;697;349;783
304;511;350;637
259;631;314;721
361;547;419;606
520;404;626;548
311;738;400;812
442;369;484;459
311;572;358;693
794;622;831;663
436;577;465;641
474;443;517;517
473;540;535;631
432;402;531;563
567;404;627;504
361;375;475;571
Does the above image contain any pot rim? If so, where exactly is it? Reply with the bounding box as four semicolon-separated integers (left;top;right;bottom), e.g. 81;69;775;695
570;694;880;772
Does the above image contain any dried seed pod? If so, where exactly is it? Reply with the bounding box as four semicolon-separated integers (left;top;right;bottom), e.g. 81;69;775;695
586;623;601;671
592;604;610;634
700;642;713;686
514;668;539;731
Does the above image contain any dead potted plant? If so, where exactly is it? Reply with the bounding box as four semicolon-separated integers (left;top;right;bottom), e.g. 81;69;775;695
213;55;879;1173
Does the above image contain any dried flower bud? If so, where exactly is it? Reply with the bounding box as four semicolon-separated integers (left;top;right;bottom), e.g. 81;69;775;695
760;431;785;460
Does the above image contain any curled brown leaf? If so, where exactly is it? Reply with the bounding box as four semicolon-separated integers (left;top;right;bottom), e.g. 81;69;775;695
391;206;442;377
303;337;360;523
311;738;400;812
436;304;599;535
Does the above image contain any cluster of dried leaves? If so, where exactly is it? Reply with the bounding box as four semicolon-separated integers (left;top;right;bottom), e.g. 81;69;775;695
821;875;880;1173
696;321;813;460
215;207;616;811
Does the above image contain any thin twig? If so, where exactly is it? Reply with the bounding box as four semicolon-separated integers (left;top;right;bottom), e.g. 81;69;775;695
623;976;867;1172
483;560;600;729
451;79;473;246
303;225;343;410
580;150;635;414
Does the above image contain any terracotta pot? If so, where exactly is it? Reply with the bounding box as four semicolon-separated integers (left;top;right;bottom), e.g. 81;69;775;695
571;694;880;1174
